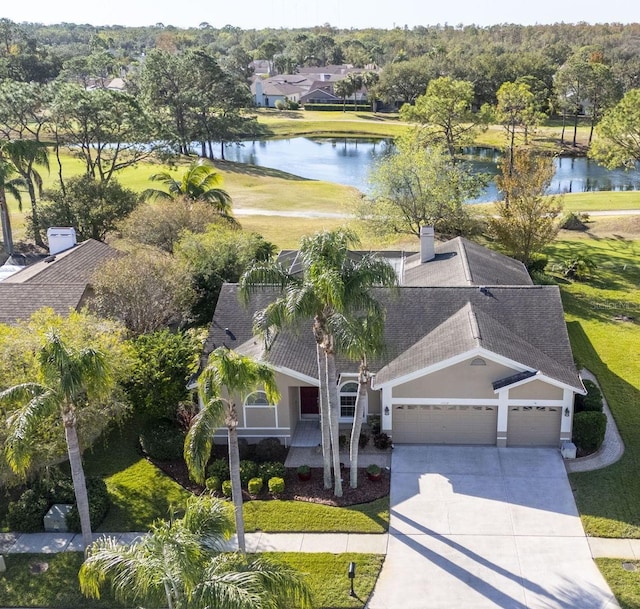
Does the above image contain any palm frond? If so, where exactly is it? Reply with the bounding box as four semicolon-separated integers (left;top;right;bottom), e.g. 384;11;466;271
184;398;225;484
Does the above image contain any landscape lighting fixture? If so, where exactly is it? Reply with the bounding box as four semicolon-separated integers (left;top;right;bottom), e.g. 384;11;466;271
348;561;356;597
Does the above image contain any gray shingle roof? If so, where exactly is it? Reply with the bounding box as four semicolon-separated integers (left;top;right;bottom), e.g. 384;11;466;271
403;237;532;287
0;239;119;325
206;284;582;391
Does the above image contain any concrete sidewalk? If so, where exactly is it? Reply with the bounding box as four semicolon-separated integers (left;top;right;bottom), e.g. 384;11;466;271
0;531;389;555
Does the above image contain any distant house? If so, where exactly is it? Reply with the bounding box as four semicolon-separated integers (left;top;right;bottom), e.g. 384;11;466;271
0;229;119;325
203;229;585;449
251;65;376;108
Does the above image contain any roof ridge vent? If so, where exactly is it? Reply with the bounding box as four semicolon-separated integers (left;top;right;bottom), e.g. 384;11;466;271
467;308;481;342
459;239;473;284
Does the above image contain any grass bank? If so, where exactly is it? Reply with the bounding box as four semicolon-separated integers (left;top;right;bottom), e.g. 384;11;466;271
543;239;640;538
597;559;640;609
0;552;384;608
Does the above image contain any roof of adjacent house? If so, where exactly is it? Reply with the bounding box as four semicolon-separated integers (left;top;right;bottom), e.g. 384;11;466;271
0;239;119;325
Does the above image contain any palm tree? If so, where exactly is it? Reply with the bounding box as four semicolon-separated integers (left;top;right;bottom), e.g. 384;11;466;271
334;313;386;488
240;229;397;498
184;347;279;554
80;495;312;609
334;79;351;112
3;140;50;247
346;72;364;112
0;331;112;550
143;158;235;223
0;148;26;256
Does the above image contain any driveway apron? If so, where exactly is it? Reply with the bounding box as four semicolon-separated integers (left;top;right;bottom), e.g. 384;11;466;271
366;446;619;609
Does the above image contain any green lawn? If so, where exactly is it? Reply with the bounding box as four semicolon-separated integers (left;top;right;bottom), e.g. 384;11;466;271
244;497;389;534
543;239;640;538
597;559;640;609
0;552;384;609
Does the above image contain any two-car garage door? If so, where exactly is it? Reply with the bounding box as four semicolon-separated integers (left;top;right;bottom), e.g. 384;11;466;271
392;403;562;446
393;404;498;445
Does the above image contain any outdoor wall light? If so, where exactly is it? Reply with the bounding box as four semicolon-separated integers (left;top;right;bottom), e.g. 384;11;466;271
384;406;389;416
564;407;570;417
348;561;356;597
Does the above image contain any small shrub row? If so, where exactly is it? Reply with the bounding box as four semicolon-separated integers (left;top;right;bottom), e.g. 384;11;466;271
303;103;372;112
216;476;284;498
206;460;286;490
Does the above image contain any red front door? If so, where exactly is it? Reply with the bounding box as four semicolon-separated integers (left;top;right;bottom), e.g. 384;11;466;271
300;386;319;418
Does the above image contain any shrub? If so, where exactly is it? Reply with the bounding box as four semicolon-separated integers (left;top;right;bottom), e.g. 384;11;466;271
237;438;254;461
339;434;348;450
248;477;264;496
583;380;604;412
6;489;49;532
139;419;185;461
373;432;392;450
268;477;285;496
66;478;110;533
221;480;233;498
368;415;381;435
526;254;548;274
206;458;230;481
304;103;371;112
255;437;285;463
366;463;381;475
274;99;286;110
573;411;607;452
560;212;588;231
239;460;258;486
258;461;286;480
205;476;221;492
359;431;370;449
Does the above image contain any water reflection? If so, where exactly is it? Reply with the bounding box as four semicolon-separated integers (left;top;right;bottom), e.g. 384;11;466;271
218;138;640;202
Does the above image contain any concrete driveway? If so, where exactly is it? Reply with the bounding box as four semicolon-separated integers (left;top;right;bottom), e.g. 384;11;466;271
367;446;619;609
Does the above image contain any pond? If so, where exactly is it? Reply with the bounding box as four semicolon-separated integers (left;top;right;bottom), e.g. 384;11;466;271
220;138;640;203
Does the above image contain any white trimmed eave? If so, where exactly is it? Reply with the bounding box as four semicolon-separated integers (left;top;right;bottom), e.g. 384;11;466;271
372;346;505;390
492;370;585;395
269;363;319;387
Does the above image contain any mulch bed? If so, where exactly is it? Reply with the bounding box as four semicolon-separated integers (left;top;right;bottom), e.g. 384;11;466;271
151;459;389;507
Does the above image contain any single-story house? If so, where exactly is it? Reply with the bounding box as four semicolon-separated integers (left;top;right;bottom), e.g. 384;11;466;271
203;228;584;448
0;228;119;325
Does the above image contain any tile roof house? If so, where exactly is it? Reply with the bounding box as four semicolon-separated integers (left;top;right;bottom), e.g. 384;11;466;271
0;236;119;325
204;228;584;448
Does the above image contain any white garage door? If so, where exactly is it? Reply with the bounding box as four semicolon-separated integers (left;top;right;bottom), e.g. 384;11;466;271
392;404;497;445
507;406;562;447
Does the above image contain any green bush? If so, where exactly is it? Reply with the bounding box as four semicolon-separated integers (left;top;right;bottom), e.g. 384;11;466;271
373;432;392;450
221;480;233;498
255;437;286;463
258;461;286;480
268;477;285;496
205;476;221;492
139;419;185;461
66;478;110;533
248;477;264;496
573;411;607;452
6;489;49;532
206;458;230;481
368;415;381;435
339;434;348;450
583;380;604;412
239;460;258;486
526;254;548;274
359;431;370;449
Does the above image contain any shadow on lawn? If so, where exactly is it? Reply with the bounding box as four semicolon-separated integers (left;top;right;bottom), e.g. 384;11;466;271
567;321;640;536
214;158;313;181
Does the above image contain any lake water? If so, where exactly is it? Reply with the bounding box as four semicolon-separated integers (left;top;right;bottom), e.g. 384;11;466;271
221;138;640;202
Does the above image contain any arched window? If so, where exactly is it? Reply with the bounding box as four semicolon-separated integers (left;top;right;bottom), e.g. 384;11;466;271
339;382;359;418
244;390;270;407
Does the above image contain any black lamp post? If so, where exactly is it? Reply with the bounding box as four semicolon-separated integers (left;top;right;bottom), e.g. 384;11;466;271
348;561;356;597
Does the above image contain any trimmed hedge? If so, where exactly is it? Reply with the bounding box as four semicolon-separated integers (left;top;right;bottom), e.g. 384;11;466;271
583;380;604;412
222;480;233;498
66;478;110;533
239;460;258;486
573;411;607;452
257;461;286;480
6;489;49;532
303;103;372;112
206;458;230;481
248;477;264;496
268;477;285;495
139;419;185;461
255;438;286;463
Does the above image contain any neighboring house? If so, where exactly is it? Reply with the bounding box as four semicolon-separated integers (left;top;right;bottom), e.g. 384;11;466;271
203;229;585;448
0;228;119;325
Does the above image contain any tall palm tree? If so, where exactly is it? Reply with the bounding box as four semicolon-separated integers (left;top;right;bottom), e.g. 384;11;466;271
80;495;312;609
144;158;234;220
0;331;112;550
184;347;279;554
3;140;49;247
240;229;397;498
0;148;26;256
334;313;386;488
